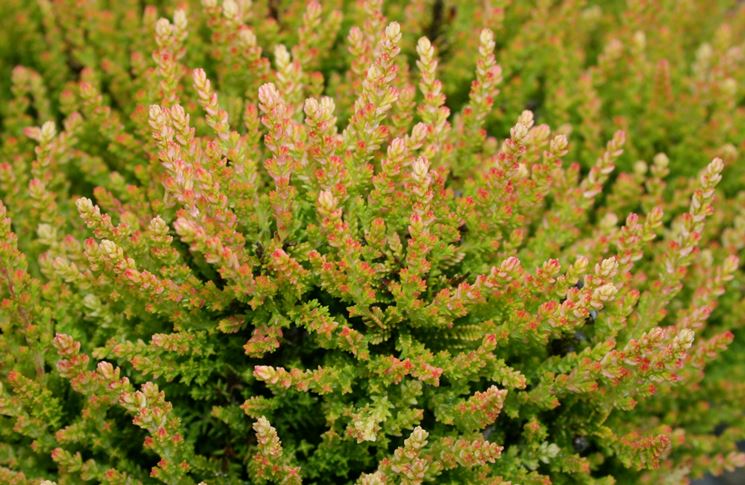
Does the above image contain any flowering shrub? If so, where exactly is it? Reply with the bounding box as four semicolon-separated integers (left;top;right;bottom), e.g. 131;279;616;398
1;1;744;483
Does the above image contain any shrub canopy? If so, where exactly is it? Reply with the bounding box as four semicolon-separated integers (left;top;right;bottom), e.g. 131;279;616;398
0;1;744;484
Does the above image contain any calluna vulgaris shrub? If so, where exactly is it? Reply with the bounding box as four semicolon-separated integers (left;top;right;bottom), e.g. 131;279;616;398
1;0;745;483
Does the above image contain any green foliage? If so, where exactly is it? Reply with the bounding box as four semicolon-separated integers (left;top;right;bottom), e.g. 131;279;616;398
1;1;744;484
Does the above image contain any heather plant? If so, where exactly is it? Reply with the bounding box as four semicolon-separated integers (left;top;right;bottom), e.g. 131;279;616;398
0;1;744;484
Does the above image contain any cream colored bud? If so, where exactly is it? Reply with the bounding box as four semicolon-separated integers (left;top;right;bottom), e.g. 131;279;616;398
406;426;429;449
480;29;495;49
97;361;116;380
222;0;239;20
317;190;337;213
700;158;724;192
511;123;529;142
148;216;169;235
258;83;281;110
82;293;100;310
412;157;430;180
40;121;56;144
518;110;534;128
99;240;122;261
75;196;96;214
592;283;617;305
550;134;569;155
155;18;172;39
573;255;589;274
358;473;386;485
148;104;164;123
723;255;740;275
646;206;664;226
319;97;335;115
499;256;521;275
274;44;290;67
170;104;185;119
169;105;189;130
653;152;669;168
529;124;550;144
708;157;724;175
253;365;277;383
384;22;401;43
416;37;433;58
365;65;381;82
192;68;208;89
173;9;187;31
304;98;319;118
348;27;363;46
37;223;57;242
387;137;406;159
596;257;618;279
410;122;429;144
509;112;533;142
673;329;695;351
238;28;257;48
306;0;321;17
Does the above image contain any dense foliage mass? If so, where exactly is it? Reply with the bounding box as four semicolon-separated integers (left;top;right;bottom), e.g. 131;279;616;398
1;1;744;483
